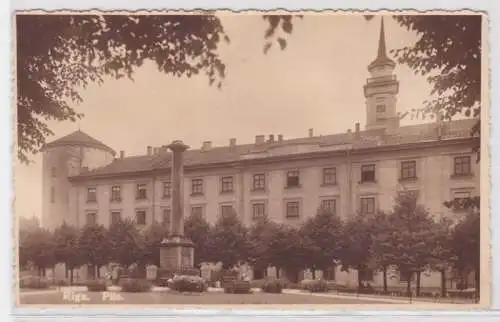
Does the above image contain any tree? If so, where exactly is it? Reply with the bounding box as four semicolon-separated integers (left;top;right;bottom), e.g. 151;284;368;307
16;14;300;163
143;220;168;267
267;224;307;282
429;217;456;297
205;210;250;270
78;224;110;278
19;226;55;276
53;222;83;283
451;209;480;295
300;209;343;278
340;212;377;288
184;211;213;267
107;218;145;268
247;215;279;273
373;192;439;296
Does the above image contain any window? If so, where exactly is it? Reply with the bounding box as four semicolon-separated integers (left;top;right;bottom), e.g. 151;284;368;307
87;187;97;203
252;173;266;190
136;210;146;225
453;191;472;210
453;156;472;176
136;184;147;200
110;211;121;225
163;208;171;232
321;199;336;214
286;170;300;188
51;167;57;178
86;212;97;226
360;197;375;214
376;104;386;113
191;178;204;195
286;201;300;219
191;205;203;218
162;181;171;199
252;202;266;220
110;185;121;202
220;176;234;193
50;186;55;203
220;205;234;217
400;160;417;180
358;268;374;281
322;167;337;185
399;270;414;282
324;266;336;281
360;164;376;183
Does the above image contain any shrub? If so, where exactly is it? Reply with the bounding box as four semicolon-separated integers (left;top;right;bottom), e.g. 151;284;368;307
224;280;252;294
300;279;329;293
86;279;107;292
120;278;152;293
261;280;283;293
55;279;70;286
157;267;201;279
19;276;49;289
169;275;206;293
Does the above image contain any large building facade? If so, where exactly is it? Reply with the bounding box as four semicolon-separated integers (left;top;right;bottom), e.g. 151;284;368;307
41;20;480;288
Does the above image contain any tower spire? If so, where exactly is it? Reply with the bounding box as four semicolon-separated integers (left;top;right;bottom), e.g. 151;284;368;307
377;17;388;59
367;16;395;71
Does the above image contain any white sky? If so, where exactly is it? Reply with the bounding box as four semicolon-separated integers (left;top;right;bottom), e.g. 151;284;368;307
15;14;434;219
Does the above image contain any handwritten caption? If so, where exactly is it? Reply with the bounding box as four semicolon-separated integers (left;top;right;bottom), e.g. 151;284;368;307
61;286;124;303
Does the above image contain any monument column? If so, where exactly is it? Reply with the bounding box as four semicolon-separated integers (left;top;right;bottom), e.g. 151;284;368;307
159;140;195;272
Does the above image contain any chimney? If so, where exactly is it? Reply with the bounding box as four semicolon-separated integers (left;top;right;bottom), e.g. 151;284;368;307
278;134;283;143
202;141;212;151
147;146;152;156
120;150;125;159
255;135;265;145
355;123;360;136
308;128;314;138
268;134;275;143
229;138;237;148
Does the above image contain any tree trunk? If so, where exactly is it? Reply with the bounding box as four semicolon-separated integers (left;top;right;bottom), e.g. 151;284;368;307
474;268;480;301
416;271;421;297
440;269;447;297
406;279;411;297
276;267;280;279
383;267;388;293
312;269;316;280
70;268;74;284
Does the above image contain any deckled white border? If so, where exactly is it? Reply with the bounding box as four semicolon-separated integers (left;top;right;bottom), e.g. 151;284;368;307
4;0;499;321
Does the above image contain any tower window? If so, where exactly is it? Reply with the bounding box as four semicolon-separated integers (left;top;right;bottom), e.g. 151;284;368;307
50;186;55;203
376;104;386;113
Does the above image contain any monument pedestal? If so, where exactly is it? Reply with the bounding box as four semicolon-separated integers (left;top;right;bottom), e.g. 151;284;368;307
159;236;195;270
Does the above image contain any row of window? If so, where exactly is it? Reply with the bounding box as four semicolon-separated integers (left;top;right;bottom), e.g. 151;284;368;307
82;156;472;203
85;187;473;227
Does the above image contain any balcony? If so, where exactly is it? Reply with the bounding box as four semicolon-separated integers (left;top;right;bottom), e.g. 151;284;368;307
366;75;397;84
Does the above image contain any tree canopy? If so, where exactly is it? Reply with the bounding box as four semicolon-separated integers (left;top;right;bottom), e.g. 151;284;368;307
16;14;481;163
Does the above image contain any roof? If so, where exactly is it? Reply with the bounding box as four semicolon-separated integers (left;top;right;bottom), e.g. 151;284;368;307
70;118;479;181
43;130;116;155
368;17;396;71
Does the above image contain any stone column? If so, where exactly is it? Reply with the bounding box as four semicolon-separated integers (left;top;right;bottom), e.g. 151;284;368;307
159;140;195;272
169;140;188;236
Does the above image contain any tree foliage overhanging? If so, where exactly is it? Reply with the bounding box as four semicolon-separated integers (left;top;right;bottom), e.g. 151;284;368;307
16;14;481;163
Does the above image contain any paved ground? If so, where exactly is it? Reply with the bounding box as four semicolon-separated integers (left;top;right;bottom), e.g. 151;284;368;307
19;288;394;305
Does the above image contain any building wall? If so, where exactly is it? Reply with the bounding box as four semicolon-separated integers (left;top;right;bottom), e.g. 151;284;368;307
60;139;478;287
42;145;114;230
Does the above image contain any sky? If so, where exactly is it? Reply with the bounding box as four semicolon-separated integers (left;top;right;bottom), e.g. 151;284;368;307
15;14;434;219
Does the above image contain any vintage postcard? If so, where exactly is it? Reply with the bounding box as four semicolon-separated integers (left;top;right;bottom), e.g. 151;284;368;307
13;9;490;311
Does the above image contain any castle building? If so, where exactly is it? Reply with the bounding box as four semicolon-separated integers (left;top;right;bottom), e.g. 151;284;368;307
41;19;479;287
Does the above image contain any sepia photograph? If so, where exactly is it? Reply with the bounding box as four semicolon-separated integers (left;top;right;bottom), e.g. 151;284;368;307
14;10;489;309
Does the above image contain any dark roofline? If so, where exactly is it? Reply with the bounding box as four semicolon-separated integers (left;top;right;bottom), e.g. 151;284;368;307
42;141;117;156
68;136;479;183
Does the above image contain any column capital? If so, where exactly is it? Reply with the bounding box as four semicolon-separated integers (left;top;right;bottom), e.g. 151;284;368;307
167;140;190;152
